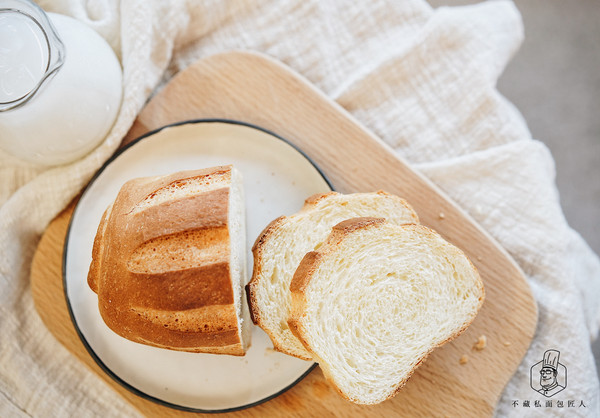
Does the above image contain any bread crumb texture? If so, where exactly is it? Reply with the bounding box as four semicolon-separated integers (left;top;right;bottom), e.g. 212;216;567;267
292;221;484;404
249;191;419;360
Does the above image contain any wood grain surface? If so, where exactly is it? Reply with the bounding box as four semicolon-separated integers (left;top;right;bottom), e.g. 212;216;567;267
31;51;537;417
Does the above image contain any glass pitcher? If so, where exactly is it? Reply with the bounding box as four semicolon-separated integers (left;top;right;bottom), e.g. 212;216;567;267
0;0;122;165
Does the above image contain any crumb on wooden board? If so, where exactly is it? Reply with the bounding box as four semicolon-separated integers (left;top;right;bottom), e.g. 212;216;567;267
473;335;487;351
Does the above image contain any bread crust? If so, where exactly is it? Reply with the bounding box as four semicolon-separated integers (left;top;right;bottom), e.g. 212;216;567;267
247;212;315;358
246;216;285;336
287;218;485;404
87;165;247;355
88;203;112;294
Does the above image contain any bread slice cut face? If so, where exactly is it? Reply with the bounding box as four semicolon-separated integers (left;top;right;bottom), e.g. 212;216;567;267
87;165;250;355
247;191;419;360
288;218;484;404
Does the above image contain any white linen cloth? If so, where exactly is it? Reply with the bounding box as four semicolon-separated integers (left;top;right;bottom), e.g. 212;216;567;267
1;0;599;416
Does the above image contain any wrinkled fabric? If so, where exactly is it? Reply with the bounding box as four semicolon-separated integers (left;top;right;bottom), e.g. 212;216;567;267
1;1;598;416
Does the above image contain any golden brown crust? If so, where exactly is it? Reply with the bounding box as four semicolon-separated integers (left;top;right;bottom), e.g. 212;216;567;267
128;187;229;243
88;166;245;354
251;216;285;253
124;262;234;310
302;191;339;206
287;219;485;404
137;337;245;356
288;251;322;294
247;215;286;327
286;251;321;359
330;217;385;233
87;205;111;294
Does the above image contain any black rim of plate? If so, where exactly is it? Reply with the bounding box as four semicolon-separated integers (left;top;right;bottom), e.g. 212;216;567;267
63;119;332;413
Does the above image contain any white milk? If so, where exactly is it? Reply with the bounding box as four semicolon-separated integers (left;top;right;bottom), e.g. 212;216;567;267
0;11;49;103
0;6;122;166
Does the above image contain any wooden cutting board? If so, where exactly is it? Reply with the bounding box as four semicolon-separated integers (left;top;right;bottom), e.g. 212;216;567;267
31;51;537;417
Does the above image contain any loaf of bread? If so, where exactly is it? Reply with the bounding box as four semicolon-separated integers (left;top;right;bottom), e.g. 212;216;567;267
247;191;419;360
287;218;484;404
87;165;251;355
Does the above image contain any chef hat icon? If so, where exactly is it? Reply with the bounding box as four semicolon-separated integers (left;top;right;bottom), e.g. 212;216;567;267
542;349;560;371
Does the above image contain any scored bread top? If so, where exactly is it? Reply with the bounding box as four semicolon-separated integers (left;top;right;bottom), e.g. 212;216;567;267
247;191;419;360
87;165;247;355
287;218;484;404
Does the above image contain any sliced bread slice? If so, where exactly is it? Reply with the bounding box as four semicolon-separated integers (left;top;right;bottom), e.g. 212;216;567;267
288;218;484;404
247;191;419;360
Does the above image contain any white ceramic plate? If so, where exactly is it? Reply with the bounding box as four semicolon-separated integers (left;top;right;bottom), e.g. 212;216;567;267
64;120;332;412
